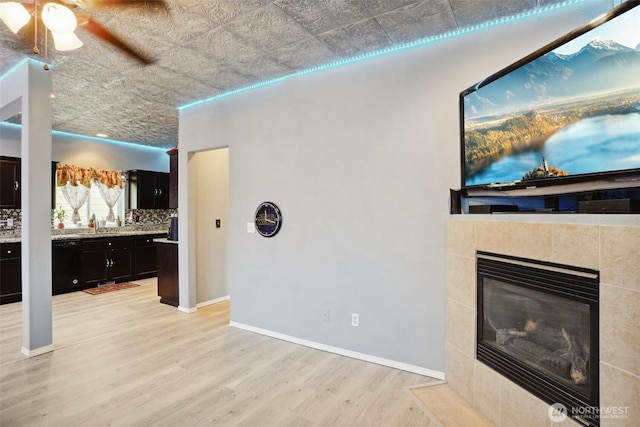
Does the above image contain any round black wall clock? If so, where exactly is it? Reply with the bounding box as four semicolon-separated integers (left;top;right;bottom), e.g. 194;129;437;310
254;202;282;237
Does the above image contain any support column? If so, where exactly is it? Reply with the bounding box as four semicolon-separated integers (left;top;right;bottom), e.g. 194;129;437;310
1;59;54;357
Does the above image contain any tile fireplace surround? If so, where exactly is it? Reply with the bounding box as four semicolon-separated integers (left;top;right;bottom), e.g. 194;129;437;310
445;217;639;427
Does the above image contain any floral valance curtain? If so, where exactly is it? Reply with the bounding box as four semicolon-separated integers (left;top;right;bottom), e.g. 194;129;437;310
56;164;124;223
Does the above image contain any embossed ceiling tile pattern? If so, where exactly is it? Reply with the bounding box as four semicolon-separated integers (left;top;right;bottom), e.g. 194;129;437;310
187;3;238;29
339;17;394;52
227;5;311;51
191;65;254;91
269;37;336;69
185;29;263;65
231;55;293;80
361;0;415;15
449;0;539;27
155;47;223;79
320;0;373;26
274;0;338;36
127;66;220;103
316;28;363;57
377;0;457;43
226;0;274;12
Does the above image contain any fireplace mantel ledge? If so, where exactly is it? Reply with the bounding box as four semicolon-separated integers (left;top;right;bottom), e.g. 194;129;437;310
450;214;640;226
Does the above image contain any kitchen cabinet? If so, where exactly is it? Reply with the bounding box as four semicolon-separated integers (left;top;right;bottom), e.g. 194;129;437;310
82;237;134;287
156;240;178;306
0;242;21;304
0;156;21;209
134;234;165;279
129;170;169;209
167;148;178;209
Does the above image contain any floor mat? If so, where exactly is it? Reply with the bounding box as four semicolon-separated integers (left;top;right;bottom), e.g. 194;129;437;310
82;283;139;295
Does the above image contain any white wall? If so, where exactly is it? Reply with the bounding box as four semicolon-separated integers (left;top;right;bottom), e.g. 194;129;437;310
178;1;613;374
193;148;229;304
1;123;169;172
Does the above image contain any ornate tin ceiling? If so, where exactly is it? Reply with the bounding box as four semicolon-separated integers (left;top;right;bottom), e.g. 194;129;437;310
0;0;570;148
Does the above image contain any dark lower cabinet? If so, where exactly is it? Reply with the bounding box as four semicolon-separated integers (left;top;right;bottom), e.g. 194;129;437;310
0;242;21;304
82;237;134;288
157;240;178;306
52;240;82;295
134;234;165;279
1;233;164;302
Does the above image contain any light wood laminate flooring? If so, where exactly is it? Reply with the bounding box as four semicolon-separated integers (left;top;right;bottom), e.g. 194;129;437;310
0;279;438;426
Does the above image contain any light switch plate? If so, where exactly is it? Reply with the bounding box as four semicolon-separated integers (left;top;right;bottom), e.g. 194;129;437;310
6;218;13;227
247;222;256;233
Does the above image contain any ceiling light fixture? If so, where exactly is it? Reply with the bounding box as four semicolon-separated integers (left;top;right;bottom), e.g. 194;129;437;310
41;2;83;51
0;1;83;54
0;2;30;34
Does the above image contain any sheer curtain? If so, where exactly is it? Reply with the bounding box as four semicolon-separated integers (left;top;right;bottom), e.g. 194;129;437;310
56;164;124;223
57;164;91;224
94;169;123;222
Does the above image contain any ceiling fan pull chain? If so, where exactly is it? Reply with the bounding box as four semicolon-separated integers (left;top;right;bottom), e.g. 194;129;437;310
44;25;49;69
32;0;39;55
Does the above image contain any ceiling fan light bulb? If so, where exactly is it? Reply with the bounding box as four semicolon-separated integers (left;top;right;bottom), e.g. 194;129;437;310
0;2;31;34
51;31;84;51
42;3;77;34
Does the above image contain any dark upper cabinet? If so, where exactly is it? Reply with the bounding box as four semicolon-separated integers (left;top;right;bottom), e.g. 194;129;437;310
0;156;21;209
129;170;170;209
167;148;178;209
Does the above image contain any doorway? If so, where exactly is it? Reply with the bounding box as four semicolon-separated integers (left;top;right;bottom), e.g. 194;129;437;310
192;147;229;305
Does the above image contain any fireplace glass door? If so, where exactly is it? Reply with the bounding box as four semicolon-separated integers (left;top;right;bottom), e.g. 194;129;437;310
482;278;591;393
476;252;599;426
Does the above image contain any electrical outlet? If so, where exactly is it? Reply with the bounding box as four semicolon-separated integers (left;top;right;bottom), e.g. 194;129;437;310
322;308;330;322
351;313;359;327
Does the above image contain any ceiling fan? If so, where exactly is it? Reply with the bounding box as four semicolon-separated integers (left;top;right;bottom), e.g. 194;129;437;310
0;0;165;65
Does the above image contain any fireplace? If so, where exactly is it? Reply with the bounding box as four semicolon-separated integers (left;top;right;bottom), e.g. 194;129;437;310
476;251;600;427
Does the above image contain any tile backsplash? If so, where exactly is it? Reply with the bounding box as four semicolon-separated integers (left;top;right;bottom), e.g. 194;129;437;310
0;208;177;238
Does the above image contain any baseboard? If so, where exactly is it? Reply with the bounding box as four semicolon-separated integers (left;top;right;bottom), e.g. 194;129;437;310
197;295;230;308
178;306;197;313
229;321;445;380
21;344;54;358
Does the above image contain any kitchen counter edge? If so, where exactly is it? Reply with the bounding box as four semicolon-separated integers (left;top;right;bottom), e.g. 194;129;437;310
0;230;167;244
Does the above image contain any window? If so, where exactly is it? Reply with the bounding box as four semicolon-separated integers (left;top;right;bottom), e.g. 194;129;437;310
54;182;125;228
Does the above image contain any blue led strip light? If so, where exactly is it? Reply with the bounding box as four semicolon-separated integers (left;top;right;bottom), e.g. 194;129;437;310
0;122;167;151
0;58;50;84
179;0;585;111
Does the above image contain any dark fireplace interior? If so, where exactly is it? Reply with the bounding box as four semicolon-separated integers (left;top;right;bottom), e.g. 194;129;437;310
476;251;599;427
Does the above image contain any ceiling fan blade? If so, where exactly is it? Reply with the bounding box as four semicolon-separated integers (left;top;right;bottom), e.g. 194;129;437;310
76;0;167;12
79;17;154;64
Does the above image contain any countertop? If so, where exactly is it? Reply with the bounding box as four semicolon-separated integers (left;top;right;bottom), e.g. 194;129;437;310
0;229;167;244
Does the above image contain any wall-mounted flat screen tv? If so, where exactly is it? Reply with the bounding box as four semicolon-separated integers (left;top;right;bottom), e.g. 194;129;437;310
460;1;640;194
